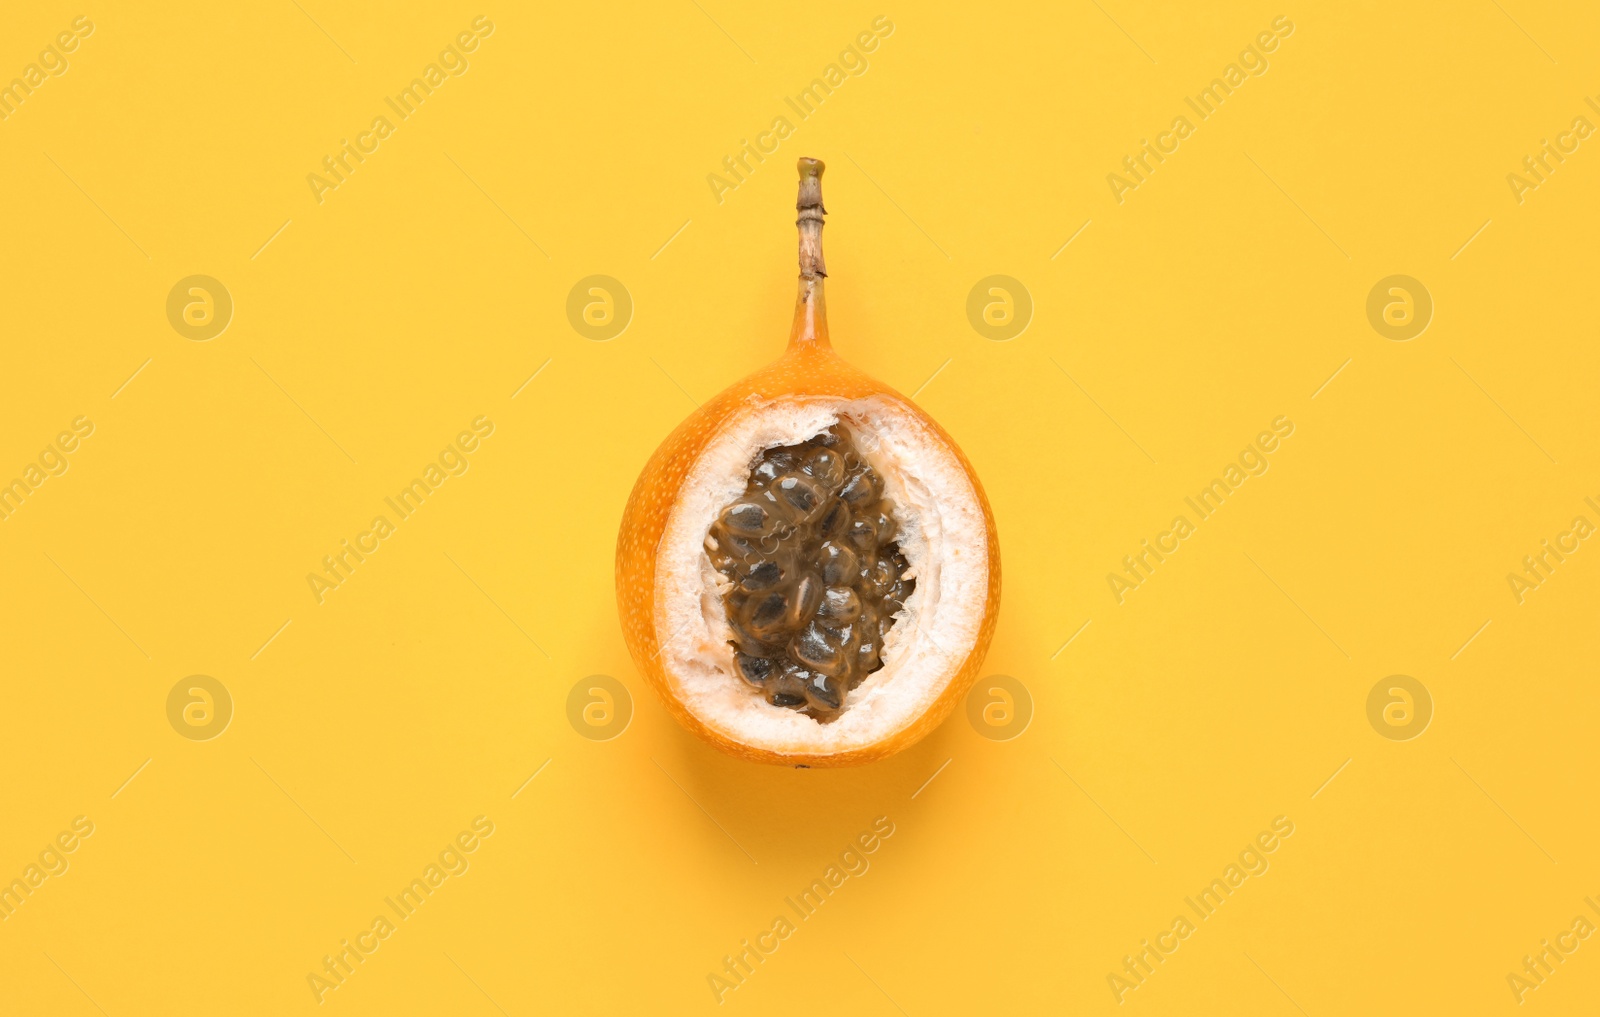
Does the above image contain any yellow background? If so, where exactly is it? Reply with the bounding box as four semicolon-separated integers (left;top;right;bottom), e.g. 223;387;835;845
2;1;1598;1013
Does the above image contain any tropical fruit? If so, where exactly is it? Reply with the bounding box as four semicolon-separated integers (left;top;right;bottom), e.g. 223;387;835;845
616;158;1000;767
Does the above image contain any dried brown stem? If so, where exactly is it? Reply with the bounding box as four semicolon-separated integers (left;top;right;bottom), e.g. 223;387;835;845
797;157;826;280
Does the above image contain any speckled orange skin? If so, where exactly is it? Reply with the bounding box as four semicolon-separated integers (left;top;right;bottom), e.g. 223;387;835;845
615;279;1001;767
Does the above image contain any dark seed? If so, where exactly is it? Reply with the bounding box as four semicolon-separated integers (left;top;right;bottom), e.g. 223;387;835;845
819;543;858;585
866;558;895;597
802;448;846;491
874;509;897;544
817;501;849;542
846;516;878;552
857;639;881;673
785;572;824;629
725;501;771;535
817;586;861;623
750;460;783;487
805;671;844;710
772;473;828;525
744;591;789;641
735;653;774;687
712;527;764;563
791;622;843;675
740;559;784;592
839;471;880;507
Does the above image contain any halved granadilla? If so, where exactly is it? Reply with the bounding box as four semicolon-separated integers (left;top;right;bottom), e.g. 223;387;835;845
616;158;1000;767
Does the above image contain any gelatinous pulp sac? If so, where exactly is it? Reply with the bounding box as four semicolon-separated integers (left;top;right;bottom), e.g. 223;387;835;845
703;425;915;718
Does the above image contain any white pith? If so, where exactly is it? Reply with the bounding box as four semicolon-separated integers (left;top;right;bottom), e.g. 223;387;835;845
654;394;988;757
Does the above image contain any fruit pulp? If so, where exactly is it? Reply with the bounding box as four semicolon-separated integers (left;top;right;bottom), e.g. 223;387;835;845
705;424;914;717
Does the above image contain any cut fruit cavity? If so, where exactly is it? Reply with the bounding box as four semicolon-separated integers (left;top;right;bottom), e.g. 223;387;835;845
709;424;915;718
616;157;1000;767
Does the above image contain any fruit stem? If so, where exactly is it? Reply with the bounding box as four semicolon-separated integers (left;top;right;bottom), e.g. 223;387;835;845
797;157;826;281
791;157;830;347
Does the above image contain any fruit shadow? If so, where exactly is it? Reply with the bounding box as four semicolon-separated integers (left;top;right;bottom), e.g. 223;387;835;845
656;687;968;870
